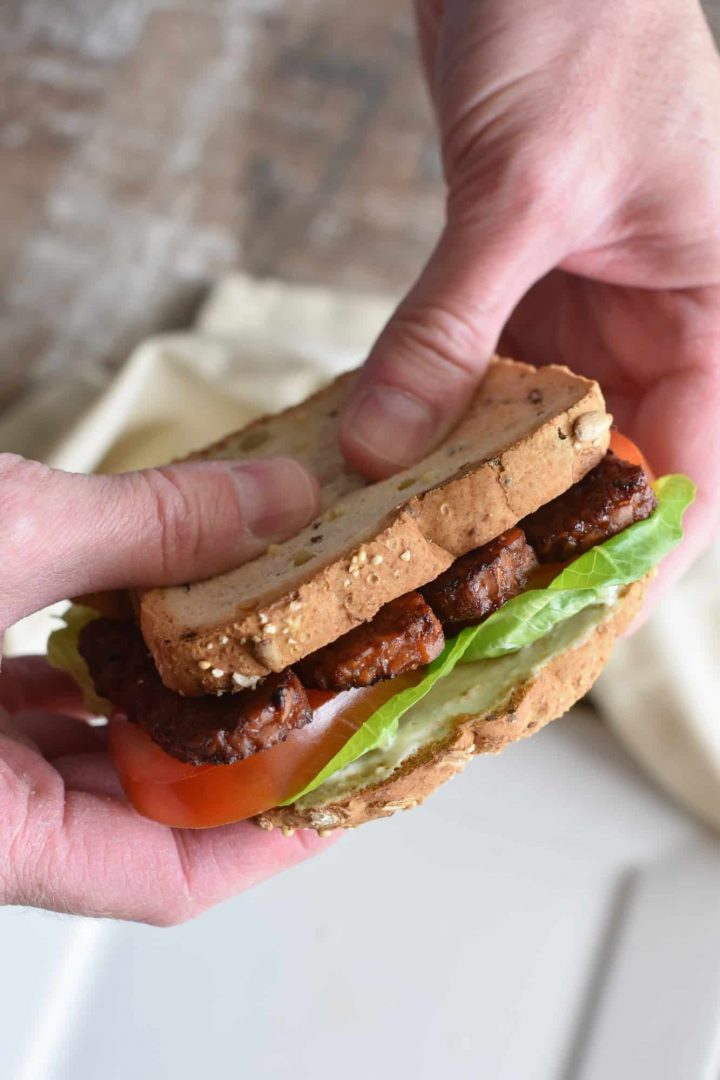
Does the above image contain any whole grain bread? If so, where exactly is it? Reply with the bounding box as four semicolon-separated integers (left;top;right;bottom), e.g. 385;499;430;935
256;578;646;833
140;359;611;695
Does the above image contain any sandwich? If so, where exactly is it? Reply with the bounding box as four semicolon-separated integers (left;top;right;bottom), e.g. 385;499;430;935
49;358;693;833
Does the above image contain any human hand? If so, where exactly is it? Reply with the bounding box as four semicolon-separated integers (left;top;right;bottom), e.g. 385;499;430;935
0;453;334;924
341;0;720;589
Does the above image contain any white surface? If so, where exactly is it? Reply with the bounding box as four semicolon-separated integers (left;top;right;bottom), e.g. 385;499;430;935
596;542;720;833
3;710;720;1080
578;844;720;1080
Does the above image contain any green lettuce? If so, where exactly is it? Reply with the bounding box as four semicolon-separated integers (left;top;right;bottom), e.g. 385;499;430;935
47;604;111;716
460;473;693;662
284;474;694;803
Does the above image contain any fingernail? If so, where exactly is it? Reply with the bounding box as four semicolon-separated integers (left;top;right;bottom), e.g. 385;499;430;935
344;385;438;470
227;458;320;538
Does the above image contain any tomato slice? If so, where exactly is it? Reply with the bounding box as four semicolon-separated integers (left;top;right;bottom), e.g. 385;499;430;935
610;429;654;480
110;677;418;829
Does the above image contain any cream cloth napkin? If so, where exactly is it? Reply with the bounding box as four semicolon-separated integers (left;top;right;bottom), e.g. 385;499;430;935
2;274;718;831
0;276;392;656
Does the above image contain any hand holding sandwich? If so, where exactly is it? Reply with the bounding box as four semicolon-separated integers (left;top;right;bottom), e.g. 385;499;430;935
342;0;720;583
0;453;335;923
1;0;718;923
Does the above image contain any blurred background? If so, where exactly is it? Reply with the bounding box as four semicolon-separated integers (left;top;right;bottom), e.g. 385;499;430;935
2;2;720;1078
0;0;443;443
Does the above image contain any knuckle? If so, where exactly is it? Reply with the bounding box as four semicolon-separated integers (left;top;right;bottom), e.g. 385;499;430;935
0;452;28;481
504;149;559;210
0;757;26;905
136;467;204;578
0;456;53;625
448;138;570;230
384;298;492;384
0;741;61;909
152;833;199;927
0;454;48;524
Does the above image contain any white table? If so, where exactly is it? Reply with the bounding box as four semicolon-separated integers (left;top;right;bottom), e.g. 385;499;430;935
3;707;720;1080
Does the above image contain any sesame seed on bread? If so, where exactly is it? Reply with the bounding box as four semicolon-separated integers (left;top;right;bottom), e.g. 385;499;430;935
139;358;610;696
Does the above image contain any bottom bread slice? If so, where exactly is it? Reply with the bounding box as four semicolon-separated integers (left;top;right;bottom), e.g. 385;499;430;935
256;578;647;833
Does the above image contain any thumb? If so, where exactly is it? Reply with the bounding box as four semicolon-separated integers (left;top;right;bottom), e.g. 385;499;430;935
0;454;319;630
339;207;560;479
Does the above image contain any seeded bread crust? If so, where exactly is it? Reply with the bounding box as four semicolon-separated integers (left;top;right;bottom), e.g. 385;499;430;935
256;578;647;833
140;359;610;696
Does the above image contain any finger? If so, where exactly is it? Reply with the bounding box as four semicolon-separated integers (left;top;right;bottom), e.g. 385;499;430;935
503;276;720;585
1;730;338;923
627;367;720;598
0;454;319;629
0;656;89;715
340;212;560;478
52;750;123;797
12;712;107;760
166;820;340;925
7;780;337;924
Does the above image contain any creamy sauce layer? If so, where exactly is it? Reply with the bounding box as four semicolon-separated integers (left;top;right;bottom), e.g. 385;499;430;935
296;596;619;809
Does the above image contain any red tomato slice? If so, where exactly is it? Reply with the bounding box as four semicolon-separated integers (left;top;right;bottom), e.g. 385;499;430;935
110;677;419;829
610;429;654;480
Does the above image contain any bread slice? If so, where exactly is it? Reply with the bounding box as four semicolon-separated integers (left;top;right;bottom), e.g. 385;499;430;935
140;359;611;696
256;579;646;833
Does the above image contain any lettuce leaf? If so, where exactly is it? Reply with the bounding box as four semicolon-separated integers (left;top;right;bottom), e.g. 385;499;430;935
47;604;111;716
284;474;694;803
460;473;693;662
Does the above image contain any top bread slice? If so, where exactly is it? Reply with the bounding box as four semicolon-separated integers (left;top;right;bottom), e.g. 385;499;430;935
140;358;610;696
